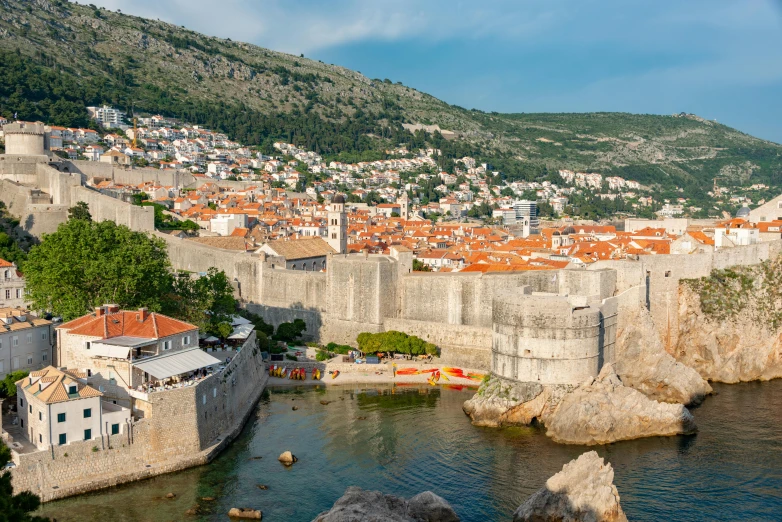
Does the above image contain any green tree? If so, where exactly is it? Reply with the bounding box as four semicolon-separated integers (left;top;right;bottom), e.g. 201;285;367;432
67;201;92;222
0;440;48;522
412;259;432;272
0;232;27;266
23;219;172;320
0;371;28;398
165;268;237;334
274;319;307;343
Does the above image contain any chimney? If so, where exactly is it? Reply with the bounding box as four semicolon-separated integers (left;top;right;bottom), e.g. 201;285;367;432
138;307;148;322
95;307;105;317
106;304;120;314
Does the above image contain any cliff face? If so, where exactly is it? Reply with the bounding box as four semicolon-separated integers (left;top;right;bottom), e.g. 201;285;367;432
673;258;782;383
615;306;712;404
674;282;782;383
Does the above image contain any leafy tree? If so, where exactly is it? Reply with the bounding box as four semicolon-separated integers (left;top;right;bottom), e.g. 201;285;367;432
67;201;91;222
0;371;28;399
356;331;437;357
23;219;172;320
165;268;236;335
273;319;307;343
0;440;48;522
0;232;27;266
131;192;149;206
215;321;233;340
412;259;432;272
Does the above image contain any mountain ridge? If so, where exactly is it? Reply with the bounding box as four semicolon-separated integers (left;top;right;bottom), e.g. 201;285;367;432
1;0;780;200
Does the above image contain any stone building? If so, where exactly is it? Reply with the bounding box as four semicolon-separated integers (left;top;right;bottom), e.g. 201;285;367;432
258;236;336;271
327;194;348;254
2;122;50;157
0;258;26;308
15;366;130;451
56;305;202;408
0;308;53;380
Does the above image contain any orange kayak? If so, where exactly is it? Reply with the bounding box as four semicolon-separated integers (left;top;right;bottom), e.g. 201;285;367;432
332;370;340;379
395;368;419;375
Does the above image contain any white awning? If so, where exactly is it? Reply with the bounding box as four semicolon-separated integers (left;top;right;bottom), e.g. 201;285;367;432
133;348;221;380
90;343;131;359
228;323;254;340
231;315;253;326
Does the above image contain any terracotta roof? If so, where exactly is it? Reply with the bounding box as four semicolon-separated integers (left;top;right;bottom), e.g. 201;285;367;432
186;236;250;251
57;310;196;339
18;366;102;404
0;258;14;268
262;237;336;260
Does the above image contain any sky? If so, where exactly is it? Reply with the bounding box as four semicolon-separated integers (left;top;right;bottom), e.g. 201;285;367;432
88;0;782;143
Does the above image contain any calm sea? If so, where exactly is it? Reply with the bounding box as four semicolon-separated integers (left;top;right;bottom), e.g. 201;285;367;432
38;380;782;521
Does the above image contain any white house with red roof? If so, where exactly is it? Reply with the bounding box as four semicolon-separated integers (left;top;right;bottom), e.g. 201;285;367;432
0;258;26;308
56;305;214;408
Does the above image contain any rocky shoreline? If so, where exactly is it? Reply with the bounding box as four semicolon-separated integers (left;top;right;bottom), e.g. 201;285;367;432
315;451;627;522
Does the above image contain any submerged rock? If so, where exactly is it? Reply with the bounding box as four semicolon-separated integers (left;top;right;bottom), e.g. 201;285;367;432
616;307;712;405
228;507;262;519
513;451;627;522
545;367;697;445
313;486;459;522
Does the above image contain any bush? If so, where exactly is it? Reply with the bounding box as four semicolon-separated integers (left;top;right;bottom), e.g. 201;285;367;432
273;319;307;343
325;342;351;355
285;354;298;361
256;332;269;352
356;331;437;357
315;350;331;362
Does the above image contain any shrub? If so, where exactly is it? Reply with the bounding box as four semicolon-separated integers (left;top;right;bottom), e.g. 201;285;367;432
273;319;307;343
315;350;331;362
285;354;298;361
356;331;437;357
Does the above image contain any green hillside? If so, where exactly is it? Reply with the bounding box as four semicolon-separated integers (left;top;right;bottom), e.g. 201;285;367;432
1;0;781;201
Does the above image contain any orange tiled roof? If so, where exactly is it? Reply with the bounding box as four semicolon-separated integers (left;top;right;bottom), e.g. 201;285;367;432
57;310;196;339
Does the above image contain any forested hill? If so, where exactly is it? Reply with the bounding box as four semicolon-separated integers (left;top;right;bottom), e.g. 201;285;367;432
1;0;781;199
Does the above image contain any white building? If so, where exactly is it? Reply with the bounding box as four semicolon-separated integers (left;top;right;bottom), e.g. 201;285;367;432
87;105;125;128
16;366;130;450
715;227;759;248
0;259;25;308
210;213;248;236
0;308;53;380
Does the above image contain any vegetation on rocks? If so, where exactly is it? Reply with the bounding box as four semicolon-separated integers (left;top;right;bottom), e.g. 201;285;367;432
682;255;782;328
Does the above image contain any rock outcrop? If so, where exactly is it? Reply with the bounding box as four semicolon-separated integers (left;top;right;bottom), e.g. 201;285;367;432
545;366;697;445
615;307;712;405
674;282;782;383
513;451;627;522
462;377;551;427
278;451;298;465
313;487;459;522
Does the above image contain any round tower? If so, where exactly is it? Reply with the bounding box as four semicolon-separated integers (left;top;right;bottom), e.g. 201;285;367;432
3;122;48;156
492;291;601;386
327;194;348;254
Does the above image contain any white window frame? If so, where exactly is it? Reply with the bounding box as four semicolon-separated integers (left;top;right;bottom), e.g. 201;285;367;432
163;340;172;351
26;355;33;365
183;335;191;346
12;336;18;347
26;333;32;344
41;352;48;362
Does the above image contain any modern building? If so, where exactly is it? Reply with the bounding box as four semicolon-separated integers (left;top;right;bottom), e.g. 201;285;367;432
210;213;248;236
15;366;130;450
513;200;539;229
0;258;26;308
87;105;126;128
0;308;53;380
56;305;204;408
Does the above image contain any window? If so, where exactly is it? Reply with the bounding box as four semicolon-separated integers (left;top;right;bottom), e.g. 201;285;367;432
38;434;42;444
12;356;19;370
12;336;18;347
26;334;32;344
42;352;48;362
27;355;33;365
19;398;23;408
183;335;191;346
16;289;22;299
202;395;206;405
4;290;8;299
41;331;48;340
163;340;171;351
84;341;91;350
38;412;42;421
68;385;77;394
213;388;217;398
29;405;32;414
58;433;66;445
57;413;66;423
84;429;92;441
0;361;4;374
111;423;120;435
83;408;92;419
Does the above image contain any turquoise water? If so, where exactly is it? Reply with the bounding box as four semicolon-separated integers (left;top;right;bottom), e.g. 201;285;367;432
38;381;782;521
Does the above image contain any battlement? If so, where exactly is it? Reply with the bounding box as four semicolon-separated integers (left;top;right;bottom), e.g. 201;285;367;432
2;123;49;156
3;122;46;135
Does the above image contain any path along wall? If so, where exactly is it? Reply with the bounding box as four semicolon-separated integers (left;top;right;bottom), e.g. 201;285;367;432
10;334;267;502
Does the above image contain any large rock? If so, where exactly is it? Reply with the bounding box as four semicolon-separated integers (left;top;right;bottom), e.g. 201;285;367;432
615;307;712;405
278;451;298;465
513;451;627;522
463;376;559;427
545;367;697;445
674;282;782;383
313;486;459;522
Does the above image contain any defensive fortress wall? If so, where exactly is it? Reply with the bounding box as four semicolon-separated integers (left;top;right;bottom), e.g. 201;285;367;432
9;333;266;502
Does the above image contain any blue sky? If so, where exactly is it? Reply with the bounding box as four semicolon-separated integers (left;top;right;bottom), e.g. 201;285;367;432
90;0;782;143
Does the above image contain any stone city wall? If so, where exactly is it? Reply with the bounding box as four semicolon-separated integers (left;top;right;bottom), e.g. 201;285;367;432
11;334;267;502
